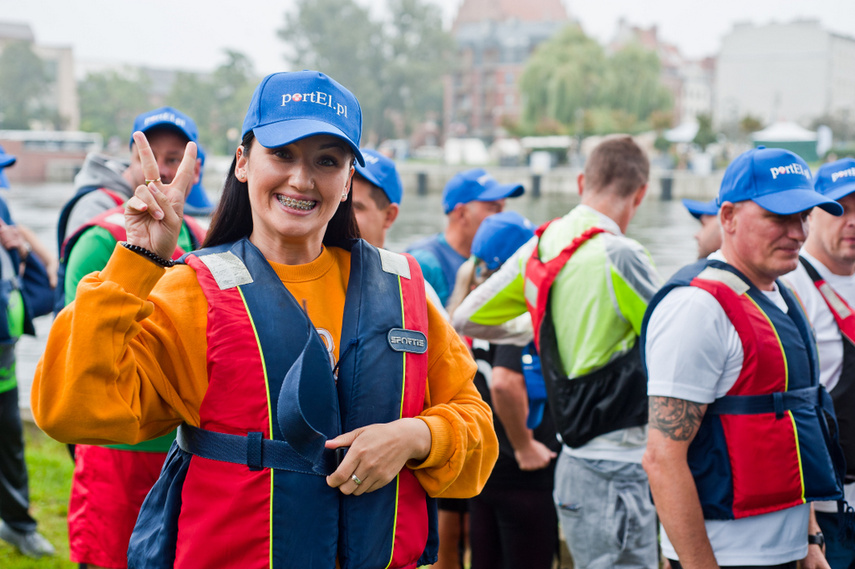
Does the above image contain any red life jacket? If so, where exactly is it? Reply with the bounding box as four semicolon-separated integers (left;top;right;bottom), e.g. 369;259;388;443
61;205;206;261
522;220;648;448
523;221;605;350
799;256;855;479
643;260;845;519
129;239;437;569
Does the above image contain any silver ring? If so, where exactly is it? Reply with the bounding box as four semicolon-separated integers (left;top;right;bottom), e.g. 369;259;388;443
351;473;362;486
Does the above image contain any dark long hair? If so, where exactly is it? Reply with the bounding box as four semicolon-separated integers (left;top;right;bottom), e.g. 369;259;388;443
203;131;361;249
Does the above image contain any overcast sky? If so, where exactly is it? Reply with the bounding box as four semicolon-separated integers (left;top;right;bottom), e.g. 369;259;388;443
1;0;853;76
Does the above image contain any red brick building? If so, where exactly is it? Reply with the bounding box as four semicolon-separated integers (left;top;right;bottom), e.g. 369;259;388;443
443;0;571;141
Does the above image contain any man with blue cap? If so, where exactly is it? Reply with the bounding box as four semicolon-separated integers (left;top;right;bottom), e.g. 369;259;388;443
407;168;524;308
643;147;849;569
351;149;402;249
60;107;207;569
785;157;855;569
682;198;721;259
0;146;55;559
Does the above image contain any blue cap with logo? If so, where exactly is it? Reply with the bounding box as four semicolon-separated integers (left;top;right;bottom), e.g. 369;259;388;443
814;158;855;202
0;144;15;189
130;106;199;148
354;149;403;204
717;146;842;216
442;168;524;214
472;211;536;270
242;70;364;166
682;198;719;220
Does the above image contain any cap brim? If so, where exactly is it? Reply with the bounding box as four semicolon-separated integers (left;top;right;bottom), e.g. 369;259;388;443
821;182;855;203
253;119;365;166
751;189;843;216
474;183;525;202
354;163;382;189
0;155;16;169
682;198;718;219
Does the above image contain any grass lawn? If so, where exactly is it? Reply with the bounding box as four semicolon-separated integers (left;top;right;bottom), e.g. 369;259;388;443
1;422;76;568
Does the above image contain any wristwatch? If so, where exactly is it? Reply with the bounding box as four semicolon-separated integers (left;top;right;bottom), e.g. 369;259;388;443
808;532;825;547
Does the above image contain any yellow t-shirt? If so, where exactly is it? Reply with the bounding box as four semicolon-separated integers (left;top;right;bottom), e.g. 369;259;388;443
33;243;497;498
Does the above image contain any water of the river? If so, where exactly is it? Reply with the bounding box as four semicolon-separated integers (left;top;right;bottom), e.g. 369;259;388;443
8;181;701;412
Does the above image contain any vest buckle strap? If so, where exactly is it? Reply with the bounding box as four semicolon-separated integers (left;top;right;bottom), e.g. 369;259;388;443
176;423;333;476
707;386;821;416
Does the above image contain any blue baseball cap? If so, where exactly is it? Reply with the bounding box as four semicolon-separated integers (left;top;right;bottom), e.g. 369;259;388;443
241;70;364;166
130;106;199;148
717;146;842;216
354;149;403;204
682;198;719;220
0;144;15;189
814;158;855;202
184;145;216;216
442;168;524;214
471;211;536;270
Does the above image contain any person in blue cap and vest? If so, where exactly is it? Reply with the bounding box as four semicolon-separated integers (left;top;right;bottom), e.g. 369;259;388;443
0;146;56;560
785;157;855;569
32;70;497;569
643;147;850;569
59;106;208;569
448;211;561;569
351;148;402;249
682;198;722;259
407;169;524;308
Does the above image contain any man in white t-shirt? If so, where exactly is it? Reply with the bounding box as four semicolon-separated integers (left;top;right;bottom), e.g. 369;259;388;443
642;147;847;569
785;157;855;569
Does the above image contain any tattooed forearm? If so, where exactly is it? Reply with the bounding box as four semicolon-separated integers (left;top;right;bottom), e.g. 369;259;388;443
648;397;705;441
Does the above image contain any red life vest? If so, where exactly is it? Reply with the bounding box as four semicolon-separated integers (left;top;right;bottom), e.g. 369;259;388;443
643;260;845;519
799;255;855;479
61;205;207;261
129;239;437;569
523;221;605;350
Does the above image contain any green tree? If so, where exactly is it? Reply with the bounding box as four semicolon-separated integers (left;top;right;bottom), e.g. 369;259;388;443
278;0;451;143
693;113;717;151
165;50;257;154
519;25;673;136
0;42;50;129
603;44;672;122
78;69;151;142
520;26;606;134
739;114;764;137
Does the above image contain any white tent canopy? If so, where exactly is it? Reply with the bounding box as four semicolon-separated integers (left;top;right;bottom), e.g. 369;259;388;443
752;122;817;142
664;120;699;143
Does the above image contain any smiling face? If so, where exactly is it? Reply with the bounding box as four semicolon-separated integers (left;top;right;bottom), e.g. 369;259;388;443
806;192;855;276
721;200;808;290
236;135;354;264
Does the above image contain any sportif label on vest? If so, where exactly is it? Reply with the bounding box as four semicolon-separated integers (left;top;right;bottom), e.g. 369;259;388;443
387;328;427;354
831;167;855;183
281;92;348;116
770;163;809;180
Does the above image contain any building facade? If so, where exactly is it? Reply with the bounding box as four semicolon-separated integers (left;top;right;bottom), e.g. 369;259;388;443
443;0;570;141
715;20;855;132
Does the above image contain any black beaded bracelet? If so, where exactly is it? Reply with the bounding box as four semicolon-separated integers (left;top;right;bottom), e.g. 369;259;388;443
120;241;174;268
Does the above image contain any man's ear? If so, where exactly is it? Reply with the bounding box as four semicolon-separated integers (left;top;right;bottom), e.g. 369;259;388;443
577;173;585;196
383;203;400;230
193;158;202;185
719;202;736;233
633;184;648;207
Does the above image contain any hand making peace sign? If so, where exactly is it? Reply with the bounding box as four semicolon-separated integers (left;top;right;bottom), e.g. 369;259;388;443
124;131;198;260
